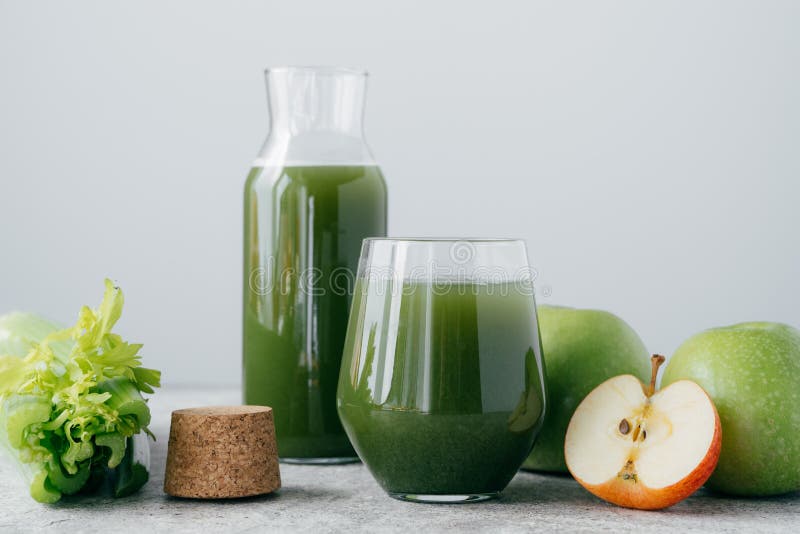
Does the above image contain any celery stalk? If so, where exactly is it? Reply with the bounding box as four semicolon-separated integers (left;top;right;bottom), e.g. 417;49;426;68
95;432;126;468
25;463;61;504
46;458;91;495
2;395;51;449
97;377;151;428
61;441;94;472
112;434;150;498
0;279;160;502
0;312;61;357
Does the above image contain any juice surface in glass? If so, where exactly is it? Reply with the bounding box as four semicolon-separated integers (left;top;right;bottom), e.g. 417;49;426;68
244;164;387;459
338;278;546;495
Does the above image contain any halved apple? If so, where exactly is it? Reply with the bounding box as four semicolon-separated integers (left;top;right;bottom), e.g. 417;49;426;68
564;355;721;510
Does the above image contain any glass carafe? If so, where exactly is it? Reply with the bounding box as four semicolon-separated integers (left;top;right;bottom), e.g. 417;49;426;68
243;66;387;463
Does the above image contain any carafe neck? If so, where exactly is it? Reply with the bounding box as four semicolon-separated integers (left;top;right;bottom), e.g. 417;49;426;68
267;67;367;137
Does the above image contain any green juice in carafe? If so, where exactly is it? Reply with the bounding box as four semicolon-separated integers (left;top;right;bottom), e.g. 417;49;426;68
243;164;387;460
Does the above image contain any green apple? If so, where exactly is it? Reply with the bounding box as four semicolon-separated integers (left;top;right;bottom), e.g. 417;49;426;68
523;305;651;472
662;322;800;496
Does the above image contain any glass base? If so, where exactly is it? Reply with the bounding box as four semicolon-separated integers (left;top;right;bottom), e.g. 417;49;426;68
390;492;499;504
280;456;360;465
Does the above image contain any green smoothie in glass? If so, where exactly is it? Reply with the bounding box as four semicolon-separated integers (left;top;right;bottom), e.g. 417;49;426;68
338;240;547;502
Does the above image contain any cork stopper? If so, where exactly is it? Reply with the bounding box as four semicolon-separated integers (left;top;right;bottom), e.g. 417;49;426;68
164;406;281;499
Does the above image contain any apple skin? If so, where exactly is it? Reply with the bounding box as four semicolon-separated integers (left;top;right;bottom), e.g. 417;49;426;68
662;322;800;496
523;305;651;472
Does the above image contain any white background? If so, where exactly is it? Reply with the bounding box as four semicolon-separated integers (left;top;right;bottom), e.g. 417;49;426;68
1;1;798;386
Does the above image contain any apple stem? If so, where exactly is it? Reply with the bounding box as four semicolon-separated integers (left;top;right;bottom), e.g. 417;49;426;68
648;354;666;396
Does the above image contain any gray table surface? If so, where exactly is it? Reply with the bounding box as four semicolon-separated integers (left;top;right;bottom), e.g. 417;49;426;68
0;388;797;533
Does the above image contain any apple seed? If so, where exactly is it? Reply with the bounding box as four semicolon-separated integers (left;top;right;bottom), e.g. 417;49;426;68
619;419;631;435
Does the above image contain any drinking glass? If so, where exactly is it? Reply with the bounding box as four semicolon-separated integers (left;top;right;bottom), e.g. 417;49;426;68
337;238;547;503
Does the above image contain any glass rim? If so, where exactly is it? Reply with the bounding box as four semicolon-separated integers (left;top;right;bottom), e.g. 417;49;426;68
363;237;525;244
265;65;368;77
